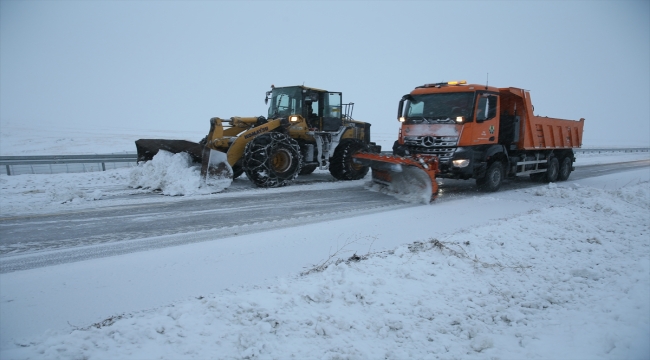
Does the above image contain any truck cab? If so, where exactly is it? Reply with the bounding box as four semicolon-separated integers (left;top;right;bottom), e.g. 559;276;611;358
393;81;503;180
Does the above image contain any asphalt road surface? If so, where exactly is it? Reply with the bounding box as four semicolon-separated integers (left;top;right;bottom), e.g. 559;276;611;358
0;160;647;273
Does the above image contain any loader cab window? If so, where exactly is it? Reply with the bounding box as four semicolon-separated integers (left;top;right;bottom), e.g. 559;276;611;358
304;91;321;120
322;92;343;131
268;87;303;118
476;95;498;122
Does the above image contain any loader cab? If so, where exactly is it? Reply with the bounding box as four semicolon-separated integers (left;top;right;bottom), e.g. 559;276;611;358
266;85;343;131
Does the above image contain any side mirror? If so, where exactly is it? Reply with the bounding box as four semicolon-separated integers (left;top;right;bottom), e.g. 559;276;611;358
397;94;412;121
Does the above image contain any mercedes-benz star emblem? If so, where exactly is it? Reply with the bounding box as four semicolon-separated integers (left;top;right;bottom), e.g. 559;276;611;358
421;136;435;146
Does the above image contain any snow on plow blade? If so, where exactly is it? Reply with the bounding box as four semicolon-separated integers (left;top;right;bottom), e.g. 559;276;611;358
135;138;233;186
135;139;205;163
200;147;233;186
353;152;439;203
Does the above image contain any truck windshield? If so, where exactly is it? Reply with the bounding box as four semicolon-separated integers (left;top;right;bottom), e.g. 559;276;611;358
404;92;475;123
268;87;303;118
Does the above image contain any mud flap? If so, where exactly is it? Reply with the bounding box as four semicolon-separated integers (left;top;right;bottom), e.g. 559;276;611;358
353;152;439;203
200;147;233;186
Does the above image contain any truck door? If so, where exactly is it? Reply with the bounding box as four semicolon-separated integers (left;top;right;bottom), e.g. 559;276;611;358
472;94;499;145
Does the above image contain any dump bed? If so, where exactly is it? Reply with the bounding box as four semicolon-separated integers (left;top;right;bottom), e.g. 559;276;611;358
500;87;584;150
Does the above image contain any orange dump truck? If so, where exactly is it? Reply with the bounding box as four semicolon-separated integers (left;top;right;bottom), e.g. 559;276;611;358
354;81;585;201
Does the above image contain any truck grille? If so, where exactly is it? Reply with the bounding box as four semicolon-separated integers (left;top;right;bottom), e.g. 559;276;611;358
403;136;458;161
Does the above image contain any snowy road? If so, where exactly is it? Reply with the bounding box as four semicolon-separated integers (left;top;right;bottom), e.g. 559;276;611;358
1;160;647;273
0;156;648;358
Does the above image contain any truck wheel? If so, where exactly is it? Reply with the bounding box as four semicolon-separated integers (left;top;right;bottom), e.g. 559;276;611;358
330;139;369;180
477;161;503;192
299;164;318;175
544;157;559;183
243;132;302;187
557;157;572;181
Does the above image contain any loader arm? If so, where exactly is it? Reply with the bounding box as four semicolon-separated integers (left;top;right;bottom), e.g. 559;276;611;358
224;118;285;166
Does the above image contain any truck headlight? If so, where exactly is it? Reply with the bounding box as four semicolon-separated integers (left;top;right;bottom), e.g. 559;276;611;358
456;116;464;123
452;159;470;168
290;115;299;122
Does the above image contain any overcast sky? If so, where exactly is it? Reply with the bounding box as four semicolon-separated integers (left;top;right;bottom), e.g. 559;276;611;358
1;0;648;147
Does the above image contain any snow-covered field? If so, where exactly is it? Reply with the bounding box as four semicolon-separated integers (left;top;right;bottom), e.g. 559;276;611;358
0;123;649;359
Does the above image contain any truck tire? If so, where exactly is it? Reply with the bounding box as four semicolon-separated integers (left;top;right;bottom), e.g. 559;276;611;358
330;139;369;180
243;132;302;187
557;157;572;181
476;161;503;192
544;157;559;183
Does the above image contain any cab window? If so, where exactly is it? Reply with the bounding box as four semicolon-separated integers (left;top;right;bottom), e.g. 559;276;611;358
476;95;498;121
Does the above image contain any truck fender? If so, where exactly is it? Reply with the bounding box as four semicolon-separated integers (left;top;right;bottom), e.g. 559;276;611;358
484;145;508;162
474;145;508;178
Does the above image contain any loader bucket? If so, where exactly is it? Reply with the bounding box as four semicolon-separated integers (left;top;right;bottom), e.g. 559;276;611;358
135;139;205;163
353;153;439;203
200;147;233;186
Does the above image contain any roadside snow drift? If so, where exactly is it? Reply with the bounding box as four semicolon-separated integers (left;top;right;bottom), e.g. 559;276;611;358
5;179;649;360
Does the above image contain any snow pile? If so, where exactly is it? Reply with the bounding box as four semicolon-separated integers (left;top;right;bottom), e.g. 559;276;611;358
48;185;103;204
0;169;132;215
9;180;649;359
129;150;231;196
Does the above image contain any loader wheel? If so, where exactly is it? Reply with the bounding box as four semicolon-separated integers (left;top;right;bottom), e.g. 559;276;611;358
232;161;244;179
329;139;369;181
299;164;318;175
544;157;559;183
477;161;503;192
243;132;302;187
557;157;572;181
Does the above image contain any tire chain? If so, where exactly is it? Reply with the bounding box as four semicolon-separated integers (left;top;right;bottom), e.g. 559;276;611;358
244;133;302;187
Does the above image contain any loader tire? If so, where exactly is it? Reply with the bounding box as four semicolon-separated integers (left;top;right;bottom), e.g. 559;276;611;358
544;157;559;183
477;161;503;192
232;161;244;179
243;132;302;187
329;139;369;181
557;157;572;181
299;164;318;175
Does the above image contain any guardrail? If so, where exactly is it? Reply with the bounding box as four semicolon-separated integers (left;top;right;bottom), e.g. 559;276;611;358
0;154;138;176
0;148;648;176
575;148;649;154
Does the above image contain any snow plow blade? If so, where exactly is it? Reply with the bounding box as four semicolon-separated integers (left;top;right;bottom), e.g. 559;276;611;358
353;152;439;202
135;139;205;163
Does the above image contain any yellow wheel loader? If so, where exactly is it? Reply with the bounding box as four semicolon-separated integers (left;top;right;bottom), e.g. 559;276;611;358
135;85;381;188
